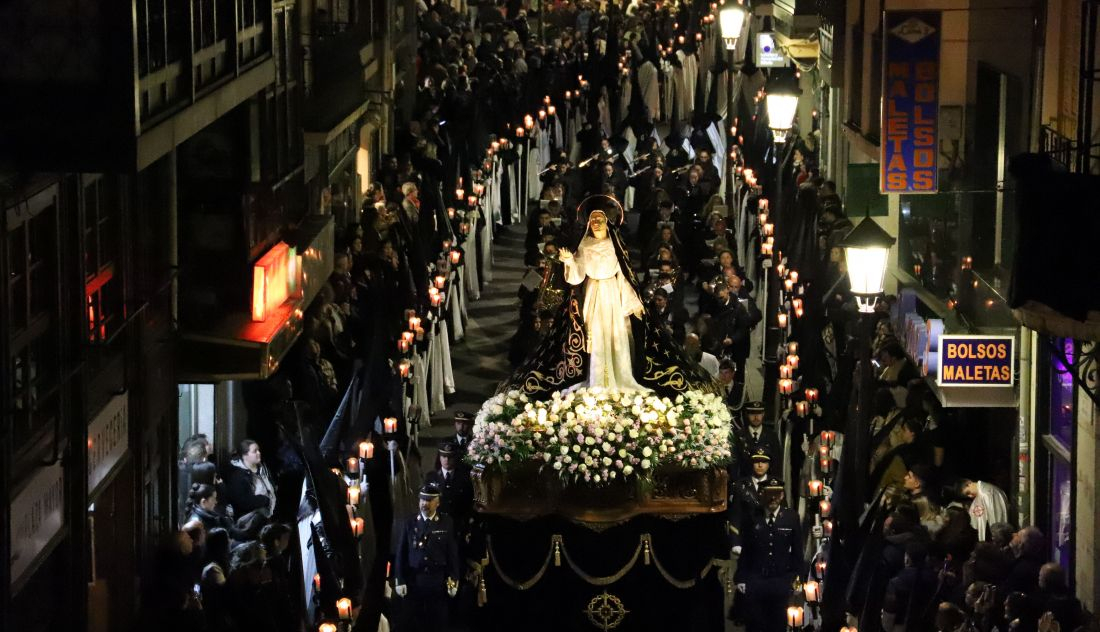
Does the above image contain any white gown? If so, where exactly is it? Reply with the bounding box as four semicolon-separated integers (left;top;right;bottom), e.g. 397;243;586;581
563;235;647;390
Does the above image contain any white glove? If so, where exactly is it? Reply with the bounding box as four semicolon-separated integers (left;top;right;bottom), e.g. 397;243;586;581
736;583;747;594
731;546;743;556
447;582;458;598
395;584;407;598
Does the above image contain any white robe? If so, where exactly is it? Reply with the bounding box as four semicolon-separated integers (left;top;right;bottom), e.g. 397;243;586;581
563;236;647;390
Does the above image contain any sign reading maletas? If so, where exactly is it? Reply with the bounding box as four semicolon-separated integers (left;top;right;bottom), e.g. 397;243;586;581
937;335;1014;387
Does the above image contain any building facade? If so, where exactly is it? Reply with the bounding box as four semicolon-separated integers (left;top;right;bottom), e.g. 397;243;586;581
0;0;402;629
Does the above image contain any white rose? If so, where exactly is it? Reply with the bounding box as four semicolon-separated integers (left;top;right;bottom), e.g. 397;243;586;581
602;457;612;466
561;446;569;455
641;458;652;469
572;445;581;453
642;447;653;458
602;442;613;453
553;461;563;470
618;449;628;458
585;436;596;446
593;475;601;482
623;465;634;475
579;464;588;472
543;453;552;461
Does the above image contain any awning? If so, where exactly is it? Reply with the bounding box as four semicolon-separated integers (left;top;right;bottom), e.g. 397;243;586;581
1013;300;1100;342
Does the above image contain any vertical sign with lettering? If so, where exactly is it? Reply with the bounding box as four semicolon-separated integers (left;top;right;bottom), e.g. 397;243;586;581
10;462;65;587
881;11;941;193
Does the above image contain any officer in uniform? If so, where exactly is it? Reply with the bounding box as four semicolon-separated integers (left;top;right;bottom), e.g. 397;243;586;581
424;441;475;545
728;448;772;554
733;478;803;632
734;401;782;478
448;412;474;468
394;483;460;630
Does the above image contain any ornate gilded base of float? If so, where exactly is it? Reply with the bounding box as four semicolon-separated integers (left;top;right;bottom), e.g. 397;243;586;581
472;464;727;523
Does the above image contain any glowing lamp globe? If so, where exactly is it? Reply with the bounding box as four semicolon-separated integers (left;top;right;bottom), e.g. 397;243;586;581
719;0;747;50
765;82;801;143
840;216;896;313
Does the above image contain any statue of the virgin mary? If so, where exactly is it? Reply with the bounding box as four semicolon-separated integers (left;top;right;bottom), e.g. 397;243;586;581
559;210;646;390
498;201;715;399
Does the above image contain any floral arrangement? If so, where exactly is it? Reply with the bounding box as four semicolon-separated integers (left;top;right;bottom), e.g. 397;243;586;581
466;387;732;485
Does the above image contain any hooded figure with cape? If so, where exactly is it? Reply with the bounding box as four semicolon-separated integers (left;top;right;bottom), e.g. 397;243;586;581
498;196;716;399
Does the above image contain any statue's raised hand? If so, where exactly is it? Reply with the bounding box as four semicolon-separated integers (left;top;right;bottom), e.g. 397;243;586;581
558;248;573;262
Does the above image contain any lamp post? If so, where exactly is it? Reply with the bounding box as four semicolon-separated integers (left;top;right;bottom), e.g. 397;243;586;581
720;0;747;208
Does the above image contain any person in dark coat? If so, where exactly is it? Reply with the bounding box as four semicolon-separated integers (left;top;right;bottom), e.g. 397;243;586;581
881;541;939;632
1036;562;1083;632
221;439;277;520
394;483;461;631
185;484;252;542
1003;526;1047;594
734;402;782;478
424;441;475;545
733;478;803;632
728;448;771;553
448;411;475;462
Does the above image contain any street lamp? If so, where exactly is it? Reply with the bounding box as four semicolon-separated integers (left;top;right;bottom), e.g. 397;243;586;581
766;80;802;144
840;216;896;313
719;0;748;50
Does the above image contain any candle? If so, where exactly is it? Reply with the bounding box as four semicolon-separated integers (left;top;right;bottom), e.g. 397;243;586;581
795;304;805;318
819;445;829;459
777;312;788;328
450;250;461;264
467;195;477;207
409;315;421;331
823;520;833;536
806;388;819;403
516;127;525;138
434;275;446;289
762;222;774;236
820;457;831;473
803;580;820;603
491;141;500;152
776;263;787;278
787;341;799;354
825;430;836;446
348;485;360;505
759;198;769;210
336;597;353;620
384;417;398;434
789;270;799;284
398;338;410;353
795;401;809;417
807;479;823;497
330;467;343;478
402;330;415;344
460;222;470;234
565;90;572;100
758;211;768;226
819;500;832;517
787;606;804;627
787;354;800;369
320;623;337;632
778;378;794;394
414;327;424;341
784;278;795;292
359;441;371;459
314;572;322;591
547;105;556;116
398;359;411;378
792;298;803;313
815;559;827;576
538;109;547;120
346;457;359;475
544;95;552;105
779;364;793;380
351;517;365;538
913;263;922;276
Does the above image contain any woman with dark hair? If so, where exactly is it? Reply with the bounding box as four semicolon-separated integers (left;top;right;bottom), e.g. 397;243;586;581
222;439;277;521
186;484;249;543
201;528;233;632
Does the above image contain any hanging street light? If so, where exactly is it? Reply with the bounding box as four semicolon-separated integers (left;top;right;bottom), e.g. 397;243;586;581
765;78;802;144
840;216;897;313
719;0;748;50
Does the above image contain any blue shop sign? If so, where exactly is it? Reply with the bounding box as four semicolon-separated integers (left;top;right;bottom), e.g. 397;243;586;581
881;10;941;193
937;335;1014;388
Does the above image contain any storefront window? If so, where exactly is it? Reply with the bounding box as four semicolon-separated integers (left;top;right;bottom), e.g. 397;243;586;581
1050;457;1072;567
1049;338;1075;448
1045;337;1074;568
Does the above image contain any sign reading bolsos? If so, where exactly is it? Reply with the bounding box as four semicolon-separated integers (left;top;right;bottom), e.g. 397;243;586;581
881;11;941;193
937;335;1015;387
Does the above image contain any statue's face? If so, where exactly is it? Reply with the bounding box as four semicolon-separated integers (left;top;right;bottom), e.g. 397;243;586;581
589;213;608;238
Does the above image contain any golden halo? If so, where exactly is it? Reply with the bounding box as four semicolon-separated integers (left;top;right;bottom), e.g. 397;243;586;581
575;194;626;226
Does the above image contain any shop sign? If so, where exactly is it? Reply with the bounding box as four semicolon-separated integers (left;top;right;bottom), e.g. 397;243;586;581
755;32;786;68
938;335;1015;387
10;462;65;587
881;11;941;193
88;393;129;496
